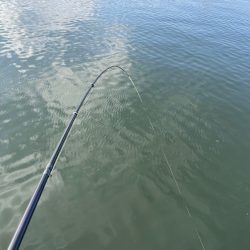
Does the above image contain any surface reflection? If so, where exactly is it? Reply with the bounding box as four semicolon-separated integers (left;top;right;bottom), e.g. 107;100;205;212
1;0;250;249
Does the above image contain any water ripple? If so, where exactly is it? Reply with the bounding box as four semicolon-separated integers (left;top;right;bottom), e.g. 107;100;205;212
1;0;250;249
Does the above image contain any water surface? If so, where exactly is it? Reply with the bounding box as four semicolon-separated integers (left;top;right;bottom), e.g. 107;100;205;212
1;0;250;249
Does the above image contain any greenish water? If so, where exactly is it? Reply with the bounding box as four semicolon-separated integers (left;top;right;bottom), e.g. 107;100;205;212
1;0;250;249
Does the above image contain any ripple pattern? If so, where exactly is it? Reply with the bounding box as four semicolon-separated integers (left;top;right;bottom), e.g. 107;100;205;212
1;0;250;249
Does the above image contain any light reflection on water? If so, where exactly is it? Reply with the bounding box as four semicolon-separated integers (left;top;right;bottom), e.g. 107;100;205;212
1;0;250;249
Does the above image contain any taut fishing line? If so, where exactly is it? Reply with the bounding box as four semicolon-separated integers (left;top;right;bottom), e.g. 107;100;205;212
8;65;205;250
123;67;206;250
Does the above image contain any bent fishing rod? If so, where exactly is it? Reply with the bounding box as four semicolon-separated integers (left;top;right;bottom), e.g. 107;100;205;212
8;65;139;250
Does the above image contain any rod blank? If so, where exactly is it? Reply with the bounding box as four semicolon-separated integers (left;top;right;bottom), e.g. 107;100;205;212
8;66;132;250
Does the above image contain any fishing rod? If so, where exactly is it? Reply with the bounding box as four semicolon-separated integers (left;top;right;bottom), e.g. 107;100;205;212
8;65;138;250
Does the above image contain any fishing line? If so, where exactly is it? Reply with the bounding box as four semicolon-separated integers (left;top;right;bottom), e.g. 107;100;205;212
126;72;206;250
8;65;205;250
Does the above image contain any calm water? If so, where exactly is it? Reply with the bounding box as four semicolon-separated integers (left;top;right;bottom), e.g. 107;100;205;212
1;0;250;249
